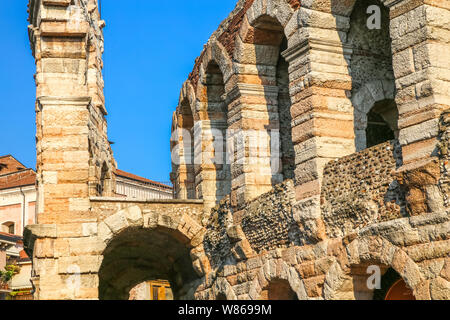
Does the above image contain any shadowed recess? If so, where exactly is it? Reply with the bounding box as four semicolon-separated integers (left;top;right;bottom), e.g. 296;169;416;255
98;227;200;300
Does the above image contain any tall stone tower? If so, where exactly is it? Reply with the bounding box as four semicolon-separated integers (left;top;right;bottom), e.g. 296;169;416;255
27;0;115;299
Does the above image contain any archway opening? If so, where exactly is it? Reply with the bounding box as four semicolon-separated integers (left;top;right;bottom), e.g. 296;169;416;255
259;279;297;300
177;98;196;199
374;268;416;300
336;262;416;300
348;0;397;151
366;99;398;148
98;227;200;300
197;60;231;205
252;15;294;184
277;38;295;181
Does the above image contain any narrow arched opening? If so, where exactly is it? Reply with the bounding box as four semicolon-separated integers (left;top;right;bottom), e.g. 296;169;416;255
197;60;231;206
348;0;398;151
374;268;416;300
98;227;200;300
366;99;398;148
277;38;295;181
250;15;294;185
259;279;297;300
177;98;196;199
335;262;416;300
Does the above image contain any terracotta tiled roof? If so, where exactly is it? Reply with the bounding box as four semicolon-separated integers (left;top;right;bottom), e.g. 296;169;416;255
0;169;36;191
115;169;172;190
0;155;172;191
19;249;31;262
0;155;28;176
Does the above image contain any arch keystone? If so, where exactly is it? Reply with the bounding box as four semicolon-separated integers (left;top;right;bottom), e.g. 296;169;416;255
123;205;143;226
104;211;129;234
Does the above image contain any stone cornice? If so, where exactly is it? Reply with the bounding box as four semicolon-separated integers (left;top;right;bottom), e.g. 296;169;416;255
89;197;204;205
225;83;279;104
37;96;92;110
282;38;353;63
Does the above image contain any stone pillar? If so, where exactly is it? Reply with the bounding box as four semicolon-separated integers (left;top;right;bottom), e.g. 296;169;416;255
283;8;356;243
389;0;450;164
388;0;450;214
227;83;281;210
227;14;287;210
194;119;229;212
27;0;112;299
171;112;195;200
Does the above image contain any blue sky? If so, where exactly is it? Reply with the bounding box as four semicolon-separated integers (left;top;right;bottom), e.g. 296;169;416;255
0;0;237;184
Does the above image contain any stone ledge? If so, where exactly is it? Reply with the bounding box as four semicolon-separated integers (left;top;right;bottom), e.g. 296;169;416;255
89;196;204;204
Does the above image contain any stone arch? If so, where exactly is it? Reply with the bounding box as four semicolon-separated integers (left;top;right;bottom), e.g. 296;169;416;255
248;259;308;300
245;0;295;31
300;0;391;17
194;41;233;210
197;40;233;94
98;205;207;300
344;0;397;152
179;80;197;120
172;82;197;200
352;80;397;151
229;6;297;202
324;236;426;300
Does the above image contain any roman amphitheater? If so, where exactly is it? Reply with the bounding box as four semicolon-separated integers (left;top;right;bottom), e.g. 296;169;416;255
24;0;449;300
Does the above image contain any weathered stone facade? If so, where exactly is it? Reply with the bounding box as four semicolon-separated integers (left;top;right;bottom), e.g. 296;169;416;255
24;0;449;300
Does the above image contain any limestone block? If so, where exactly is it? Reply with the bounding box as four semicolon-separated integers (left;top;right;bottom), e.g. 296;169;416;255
57;223;84;238
122;205;143;226
34;258;59;277
430;277;450;300
54;239;70;258
399;118;439;145
34;239;55;258
303;275;325;297
68;237;105;256
29;224;58;239
97;222;113;244
265;0;294;27
143;210;159;229
58;255;103;274
248;280;261;300
441;259;450;281
82;223;98;237
104;211;128;234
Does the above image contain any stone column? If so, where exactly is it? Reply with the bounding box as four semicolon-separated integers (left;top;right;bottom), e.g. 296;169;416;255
171;113;195;200
227;83;281;211
194;119;229;213
387;0;450;214
27;0;111;299
283;8;356;243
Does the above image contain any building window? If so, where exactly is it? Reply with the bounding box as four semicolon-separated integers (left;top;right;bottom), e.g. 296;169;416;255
2;222;15;234
149;280;173;300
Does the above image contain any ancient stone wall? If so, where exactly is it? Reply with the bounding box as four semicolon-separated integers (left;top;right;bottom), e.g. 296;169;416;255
25;0;450;300
321;140;406;238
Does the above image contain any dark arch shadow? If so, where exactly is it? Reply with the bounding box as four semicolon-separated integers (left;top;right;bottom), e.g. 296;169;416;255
98;227;200;300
